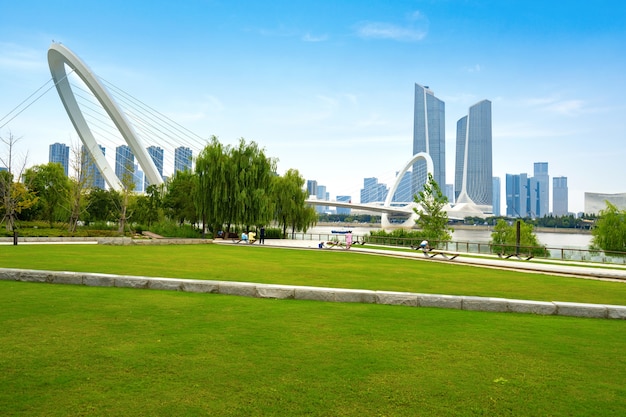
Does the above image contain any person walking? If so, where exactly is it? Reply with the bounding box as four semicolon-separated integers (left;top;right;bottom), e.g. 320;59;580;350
260;226;266;244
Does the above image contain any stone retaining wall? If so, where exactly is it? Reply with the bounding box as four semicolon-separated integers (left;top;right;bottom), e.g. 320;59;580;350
1;268;624;320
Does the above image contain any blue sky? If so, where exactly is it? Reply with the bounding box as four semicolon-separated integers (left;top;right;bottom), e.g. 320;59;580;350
1;0;625;213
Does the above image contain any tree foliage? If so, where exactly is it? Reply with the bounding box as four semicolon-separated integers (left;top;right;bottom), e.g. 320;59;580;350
413;173;452;245
23;163;69;228
163;170;197;226
591;201;626;254
195;136;277;237
491;219;549;257
273;169;316;238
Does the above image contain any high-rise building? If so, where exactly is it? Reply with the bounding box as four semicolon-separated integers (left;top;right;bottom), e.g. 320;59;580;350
336;195;351;215
174;146;193;173
360;177;388;204
49;142;70;176
306;180;318;198
553;176;568;216
316;185;328;214
146;146;164;190
506;173;528;217
533;162;549;217
115;145;134;183
82;144;106;189
445;184;455;204
412;83;445;195
454;100;493;212
133;164;144;193
492;177;501;216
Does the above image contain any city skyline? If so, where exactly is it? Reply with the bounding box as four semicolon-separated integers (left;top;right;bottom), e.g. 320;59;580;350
1;0;625;214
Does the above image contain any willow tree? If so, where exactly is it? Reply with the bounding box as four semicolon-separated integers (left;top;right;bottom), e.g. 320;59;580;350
228;138;276;231
195;136;229;237
591;201;626;254
273;168;316;238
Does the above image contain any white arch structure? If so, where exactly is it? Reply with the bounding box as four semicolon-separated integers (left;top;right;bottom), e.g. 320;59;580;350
381;152;434;229
47;43;163;190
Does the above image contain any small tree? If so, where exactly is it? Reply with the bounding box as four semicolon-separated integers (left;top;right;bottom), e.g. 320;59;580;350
23;162;70;227
591;201;626;254
0;132;37;231
491;219;549;257
413;173;452;246
273;169;316;238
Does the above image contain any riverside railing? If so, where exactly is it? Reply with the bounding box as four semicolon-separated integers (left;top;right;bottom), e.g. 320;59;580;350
291;232;626;265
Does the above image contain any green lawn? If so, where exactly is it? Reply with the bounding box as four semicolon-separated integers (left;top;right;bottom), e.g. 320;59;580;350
1;281;625;416
1;244;625;416
1;244;626;305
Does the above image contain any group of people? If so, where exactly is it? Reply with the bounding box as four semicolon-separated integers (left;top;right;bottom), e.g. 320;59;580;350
240;227;266;244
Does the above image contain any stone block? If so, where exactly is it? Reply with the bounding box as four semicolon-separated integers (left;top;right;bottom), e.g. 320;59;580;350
507;299;557;315
181;280;219;293
115;277;149;289
0;269;21;281
553;301;607;319
417;293;463;310
83;274;116;287
256;284;295;299
51;272;84;285
606;304;626;320
334;288;376;304
294;287;336;302
462;296;509;313
149;278;182;291
17;270;50;283
376;291;418;307
218;281;257;297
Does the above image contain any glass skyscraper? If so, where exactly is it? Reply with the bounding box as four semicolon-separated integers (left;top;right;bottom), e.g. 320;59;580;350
412;83;445;195
454;100;493;212
174;146;193;173
49;142;70;176
146;145;164;189
506;173;528;218
115;145;134;184
533;162;549;217
82;144;106;189
553;176;568;216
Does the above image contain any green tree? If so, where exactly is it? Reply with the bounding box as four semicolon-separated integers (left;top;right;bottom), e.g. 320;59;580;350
195;136;229;237
591;201;626;254
273;169;316;238
491;219;549;257
84;188;119;223
413;173;452;246
163;170;197;226
229;138;276;231
132;184;163;227
23;162;70;227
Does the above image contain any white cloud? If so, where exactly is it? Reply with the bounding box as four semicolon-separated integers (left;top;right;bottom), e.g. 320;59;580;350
355;22;426;42
302;33;329;42
354;10;428;42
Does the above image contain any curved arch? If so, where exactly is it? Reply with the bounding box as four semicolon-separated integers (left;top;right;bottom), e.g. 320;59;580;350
381;152;434;229
47;43;163;190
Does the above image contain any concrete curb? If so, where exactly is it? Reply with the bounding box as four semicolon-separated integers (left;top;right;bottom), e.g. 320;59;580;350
2;268;625;320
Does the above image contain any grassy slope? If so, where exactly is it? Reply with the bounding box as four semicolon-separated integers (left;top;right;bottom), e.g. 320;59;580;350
1;244;625;305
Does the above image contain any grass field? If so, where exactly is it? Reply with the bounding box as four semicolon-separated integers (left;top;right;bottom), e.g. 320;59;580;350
1;244;626;304
1;244;625;416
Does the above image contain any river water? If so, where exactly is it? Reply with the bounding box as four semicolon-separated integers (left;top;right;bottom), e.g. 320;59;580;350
308;225;593;250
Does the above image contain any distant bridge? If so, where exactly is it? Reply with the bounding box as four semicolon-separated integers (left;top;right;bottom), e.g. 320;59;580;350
306;152;487;229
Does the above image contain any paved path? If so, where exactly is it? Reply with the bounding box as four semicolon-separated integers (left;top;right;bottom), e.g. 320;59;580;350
218;238;626;282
